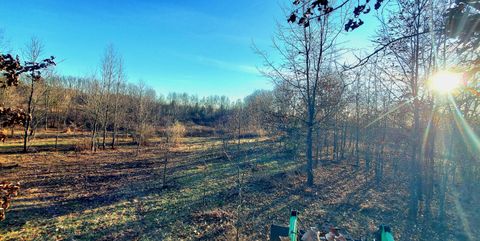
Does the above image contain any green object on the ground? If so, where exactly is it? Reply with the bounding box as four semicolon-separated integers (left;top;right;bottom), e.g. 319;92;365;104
381;226;394;241
289;210;298;241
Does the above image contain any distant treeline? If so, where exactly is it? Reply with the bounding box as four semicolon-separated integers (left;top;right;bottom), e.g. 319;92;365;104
1;74;242;132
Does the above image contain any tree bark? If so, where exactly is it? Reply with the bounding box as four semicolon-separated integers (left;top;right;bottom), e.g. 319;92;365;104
23;79;35;152
306;103;315;186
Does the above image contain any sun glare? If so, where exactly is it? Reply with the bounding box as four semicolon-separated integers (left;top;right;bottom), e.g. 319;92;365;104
429;71;463;94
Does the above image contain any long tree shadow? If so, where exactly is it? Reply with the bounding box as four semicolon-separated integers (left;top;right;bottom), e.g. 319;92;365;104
0;157;171;230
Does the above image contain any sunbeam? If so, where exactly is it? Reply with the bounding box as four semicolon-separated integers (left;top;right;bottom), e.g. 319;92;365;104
364;99;414;129
448;95;480;156
421;105;435;159
451;181;475;241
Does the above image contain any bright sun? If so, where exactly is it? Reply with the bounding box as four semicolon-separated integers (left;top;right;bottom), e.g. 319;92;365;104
429;71;463;94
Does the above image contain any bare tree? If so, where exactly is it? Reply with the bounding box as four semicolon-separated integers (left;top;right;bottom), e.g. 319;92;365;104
100;44;117;149
22;37;45;152
257;4;347;186
111;55;125;149
85;75;102;152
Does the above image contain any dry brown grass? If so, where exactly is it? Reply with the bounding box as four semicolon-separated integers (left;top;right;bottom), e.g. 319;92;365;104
0;130;470;241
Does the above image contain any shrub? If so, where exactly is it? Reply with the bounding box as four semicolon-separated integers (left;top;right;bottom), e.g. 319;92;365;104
133;124;156;146
166;121;186;146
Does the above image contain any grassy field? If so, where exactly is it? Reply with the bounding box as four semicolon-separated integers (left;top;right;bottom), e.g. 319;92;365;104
0;132;472;240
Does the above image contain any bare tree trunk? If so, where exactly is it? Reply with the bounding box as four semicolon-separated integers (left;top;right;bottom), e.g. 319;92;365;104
306;103;315;186
315;127;321;167
102;108;109;150
347;123;353;153
424;112;435;220
111;82;120;149
44;86;50;131
409;14;422;221
23;79;35;153
55;107;60;151
235;113;243;241
333;115;338;161
341;119;347;160
439;135;452;226
355;83;360;169
91;120;98;152
323;127;328;158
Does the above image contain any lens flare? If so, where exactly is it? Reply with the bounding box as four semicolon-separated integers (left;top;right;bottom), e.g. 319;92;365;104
429;71;463;94
449;96;480;155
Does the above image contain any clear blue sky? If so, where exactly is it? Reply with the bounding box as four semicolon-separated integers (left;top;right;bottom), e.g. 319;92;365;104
0;0;377;100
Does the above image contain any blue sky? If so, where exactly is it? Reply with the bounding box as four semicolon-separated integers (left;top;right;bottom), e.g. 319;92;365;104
0;0;378;100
